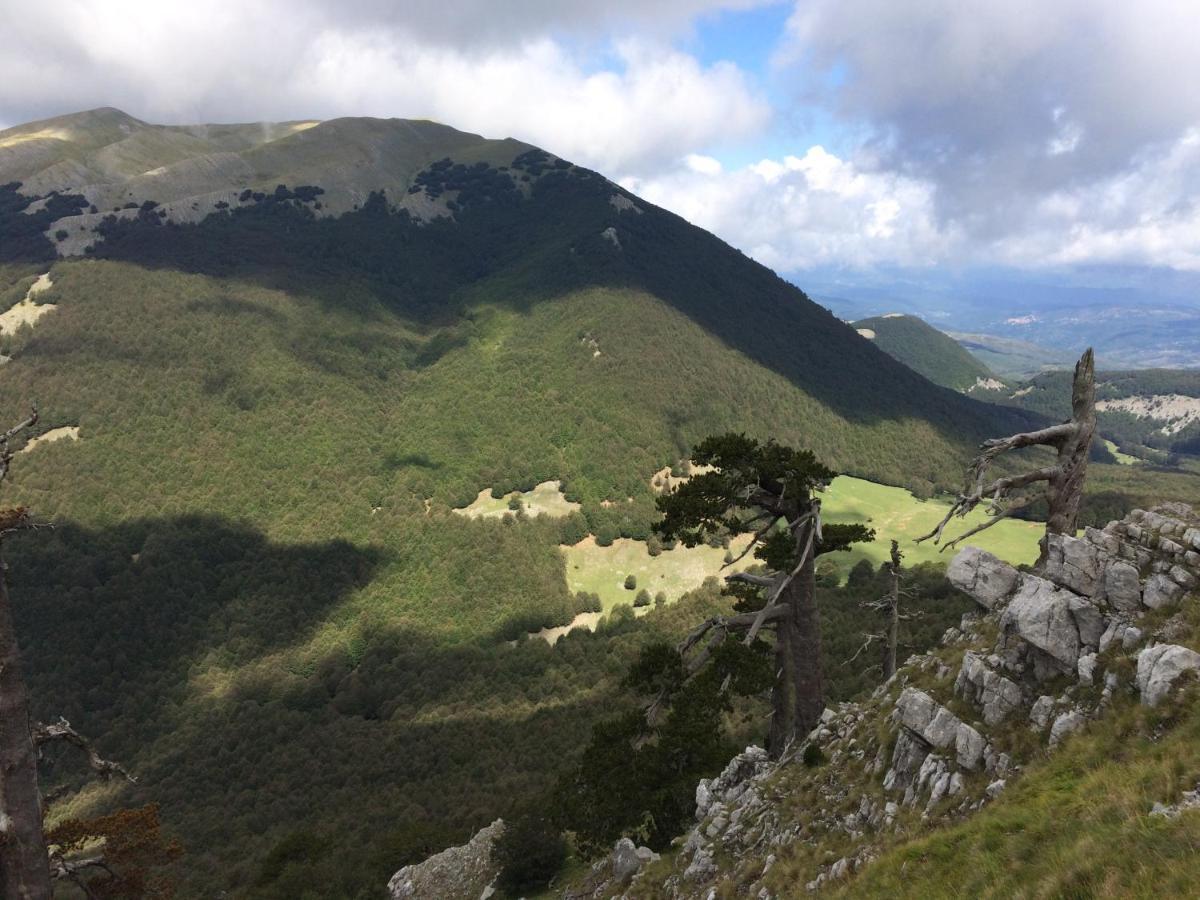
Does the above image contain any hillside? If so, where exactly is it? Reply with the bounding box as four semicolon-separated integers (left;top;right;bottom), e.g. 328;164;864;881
851;313;998;391
0;108;1187;897
975;368;1200;460
547;503;1200;898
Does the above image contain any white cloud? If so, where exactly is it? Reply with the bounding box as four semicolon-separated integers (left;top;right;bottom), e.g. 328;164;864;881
624;146;957;270
0;1;769;173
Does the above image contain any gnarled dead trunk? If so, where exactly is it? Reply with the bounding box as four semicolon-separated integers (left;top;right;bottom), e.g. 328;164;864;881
0;555;52;899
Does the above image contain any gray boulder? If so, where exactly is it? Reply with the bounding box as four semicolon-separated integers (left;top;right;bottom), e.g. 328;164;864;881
948;547;1021;610
1136;644;1200;706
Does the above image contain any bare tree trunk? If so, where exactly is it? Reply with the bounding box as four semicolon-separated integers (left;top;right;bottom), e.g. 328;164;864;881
884;573;899;681
0;551;52;899
1043;349;1096;547
768;550;823;757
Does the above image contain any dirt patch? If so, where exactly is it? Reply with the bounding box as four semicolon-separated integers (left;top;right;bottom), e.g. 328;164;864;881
453;479;581;519
0;273;56;335
21;426;79;453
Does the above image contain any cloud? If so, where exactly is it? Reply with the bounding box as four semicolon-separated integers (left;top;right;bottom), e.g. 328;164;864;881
777;0;1200;236
624;146;957;270
631;126;1200;274
0;0;769;173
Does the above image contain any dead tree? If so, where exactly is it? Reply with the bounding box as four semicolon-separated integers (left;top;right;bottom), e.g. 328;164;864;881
0;409;133;899
916;348;1096;563
848;540;918;681
654;434;871;757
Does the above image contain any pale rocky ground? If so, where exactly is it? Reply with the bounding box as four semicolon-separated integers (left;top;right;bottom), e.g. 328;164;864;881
391;502;1200;898
0;272;56;335
1096;395;1200;435
20;426;79;454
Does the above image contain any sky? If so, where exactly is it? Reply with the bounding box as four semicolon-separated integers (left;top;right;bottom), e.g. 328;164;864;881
2;0;1199;280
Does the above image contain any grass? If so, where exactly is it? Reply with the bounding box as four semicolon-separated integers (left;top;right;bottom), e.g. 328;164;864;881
561;534;753;612
1104;438;1142;466
453;480;581;519
823;689;1200;899
558;475;1042;612
821;476;1042;572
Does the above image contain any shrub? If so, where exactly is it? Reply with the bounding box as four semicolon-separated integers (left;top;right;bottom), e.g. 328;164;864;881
646;534;663;557
624;574;637;590
654;591;666;607
495;816;566;896
802;743;826;768
634;589;651;607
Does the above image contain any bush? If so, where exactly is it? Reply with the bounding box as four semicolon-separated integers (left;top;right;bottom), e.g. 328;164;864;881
634;589;651;607
646;534;663;557
802;743;826;768
654;591;666;608
624;574;637;590
495;816;566;896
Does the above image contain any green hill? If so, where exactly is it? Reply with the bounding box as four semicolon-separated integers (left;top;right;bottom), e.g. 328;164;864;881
851;313;997;391
0;108;1177;897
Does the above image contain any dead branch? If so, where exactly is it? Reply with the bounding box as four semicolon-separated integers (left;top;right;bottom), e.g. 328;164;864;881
846;632;884;664
0;406;38;486
34;718;136;784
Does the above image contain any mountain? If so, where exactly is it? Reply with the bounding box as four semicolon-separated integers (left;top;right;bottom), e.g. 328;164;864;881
975;367;1200;460
1;108;1187;896
812;268;1200;371
947;330;1071;380
851;313;998;392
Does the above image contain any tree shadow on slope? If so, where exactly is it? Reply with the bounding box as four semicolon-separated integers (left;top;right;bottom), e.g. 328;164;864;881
8;515;381;766
2;170;1042;437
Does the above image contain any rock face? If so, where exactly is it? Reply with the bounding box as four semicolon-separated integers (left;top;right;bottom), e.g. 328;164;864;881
1136;644;1200;706
388;819;504;900
947;547;1020;609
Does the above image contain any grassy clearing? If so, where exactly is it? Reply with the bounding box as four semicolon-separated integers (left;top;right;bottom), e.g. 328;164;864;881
1104;438;1142;466
822;476;1043;573
452;479;581;519
560;475;1042;610
562;534;754;612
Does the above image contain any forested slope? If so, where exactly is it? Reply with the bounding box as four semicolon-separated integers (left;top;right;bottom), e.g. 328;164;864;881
0;111;1177;896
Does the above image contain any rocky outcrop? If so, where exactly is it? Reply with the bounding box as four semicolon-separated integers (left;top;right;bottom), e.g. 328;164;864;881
954;652;1023;725
387;819;504;900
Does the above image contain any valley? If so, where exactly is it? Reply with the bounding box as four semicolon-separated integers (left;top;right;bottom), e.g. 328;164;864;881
1;108;1198;899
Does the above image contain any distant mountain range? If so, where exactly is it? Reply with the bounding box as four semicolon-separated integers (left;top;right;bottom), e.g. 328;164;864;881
811;267;1200;371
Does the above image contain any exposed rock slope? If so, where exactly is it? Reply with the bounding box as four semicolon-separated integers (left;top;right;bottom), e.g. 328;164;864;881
564;502;1200;897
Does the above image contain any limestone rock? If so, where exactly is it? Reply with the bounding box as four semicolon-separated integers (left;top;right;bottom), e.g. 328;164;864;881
1042;533;1103;597
1143;574;1185;610
948;547;1020;610
388;819;504;900
609;837;657;881
1136;644;1200;706
1049;710;1086;747
1000;575;1102;673
894;688;985;770
1102;560;1142;612
955;652;1023;725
